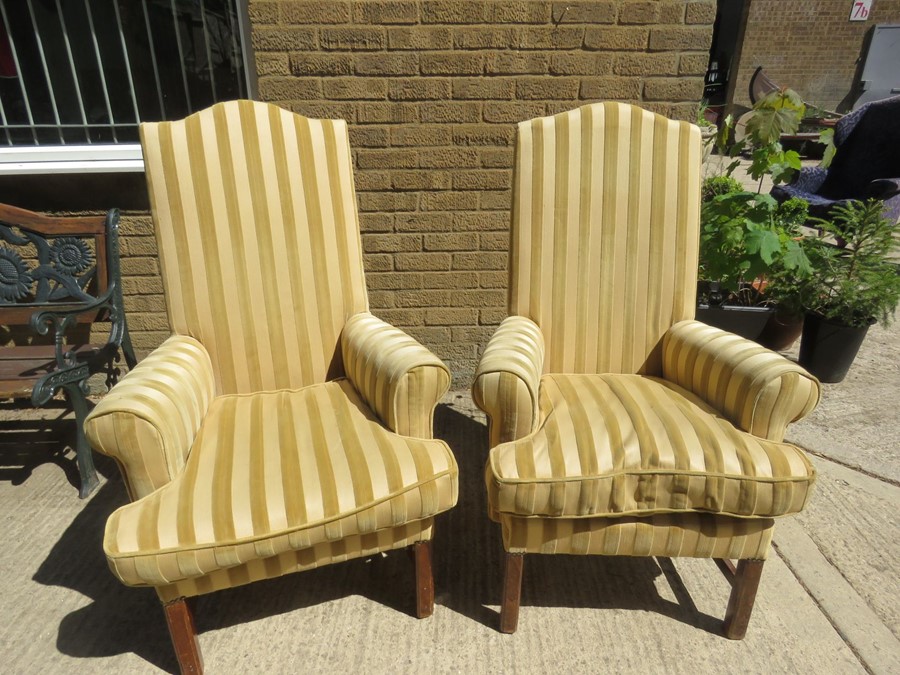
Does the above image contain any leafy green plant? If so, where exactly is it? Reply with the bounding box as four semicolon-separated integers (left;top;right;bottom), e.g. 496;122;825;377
698;90;814;308
702;175;743;202
797;200;900;327
710;89;806;190
740;89;805;188
700;189;811;305
818;127;836;168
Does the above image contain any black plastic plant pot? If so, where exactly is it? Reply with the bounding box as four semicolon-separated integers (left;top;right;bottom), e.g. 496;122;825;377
696;304;775;341
798;312;873;383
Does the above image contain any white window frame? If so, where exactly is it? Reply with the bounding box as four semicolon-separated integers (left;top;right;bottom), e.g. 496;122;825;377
0;143;144;175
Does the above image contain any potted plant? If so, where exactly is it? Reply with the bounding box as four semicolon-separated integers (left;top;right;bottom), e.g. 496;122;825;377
757;259;809;350
697;88;812;341
795;199;900;382
698;185;812;339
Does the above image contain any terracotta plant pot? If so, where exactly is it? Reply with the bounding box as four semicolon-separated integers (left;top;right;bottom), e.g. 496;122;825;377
798;312;873;383
757;311;804;351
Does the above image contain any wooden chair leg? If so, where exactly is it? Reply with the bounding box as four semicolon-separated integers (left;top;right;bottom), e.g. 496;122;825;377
414;540;434;619
500;552;524;634
163;598;204;675
723;559;765;640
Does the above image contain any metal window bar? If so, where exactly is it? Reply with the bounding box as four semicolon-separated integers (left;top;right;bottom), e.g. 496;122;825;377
83;0;118;142
0;2;39;144
169;0;193;115
0;0;252;148
112;0;141;130
25;0;64;144
55;0;91;144
141;0;167;122
0;85;11;145
199;0;217;102
228;5;247;99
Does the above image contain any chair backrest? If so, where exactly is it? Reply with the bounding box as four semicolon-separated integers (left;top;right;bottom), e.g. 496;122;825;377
141;100;369;395
749;66;780;105
508;102;701;376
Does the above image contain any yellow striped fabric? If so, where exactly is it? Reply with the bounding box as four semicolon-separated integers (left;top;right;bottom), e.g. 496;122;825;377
500;513;774;559
84;335;215;500
509;102;701;376
487;374;815;520
155;520;435;602
663;320;821;442
342;312;451;439
472;315;545;447
141;100;368;395
104;379;458;588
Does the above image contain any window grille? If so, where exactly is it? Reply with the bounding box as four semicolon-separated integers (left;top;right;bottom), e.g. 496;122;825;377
0;0;255;149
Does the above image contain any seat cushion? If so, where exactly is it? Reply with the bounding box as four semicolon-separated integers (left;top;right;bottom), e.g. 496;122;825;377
487;374;814;520
105;379;458;587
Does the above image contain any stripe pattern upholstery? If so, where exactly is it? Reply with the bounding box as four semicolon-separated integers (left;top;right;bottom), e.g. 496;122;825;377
500;513;774;559
342;312;451;439
141;100;368;395
155;520;435;602
472;315;545;447
488;374;814;519
104;379;458;588
85;335;215;500
663;320;821;442
509;102;701;376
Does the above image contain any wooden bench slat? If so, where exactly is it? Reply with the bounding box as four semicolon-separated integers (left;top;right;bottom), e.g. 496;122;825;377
0;345;106;399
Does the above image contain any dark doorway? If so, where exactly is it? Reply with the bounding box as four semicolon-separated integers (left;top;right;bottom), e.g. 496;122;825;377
704;0;749;122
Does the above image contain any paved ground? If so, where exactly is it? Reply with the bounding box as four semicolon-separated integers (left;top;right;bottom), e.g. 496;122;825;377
0;317;897;674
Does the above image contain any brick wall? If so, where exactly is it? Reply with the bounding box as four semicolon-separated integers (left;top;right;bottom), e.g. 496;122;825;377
242;0;714;385
117;213;170;351
732;0;900;111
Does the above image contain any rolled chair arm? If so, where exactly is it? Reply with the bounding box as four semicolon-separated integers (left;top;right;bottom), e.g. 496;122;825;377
662;320;820;442
84;335;215;500
866;177;900;201
472;315;544;448
342;312;451;439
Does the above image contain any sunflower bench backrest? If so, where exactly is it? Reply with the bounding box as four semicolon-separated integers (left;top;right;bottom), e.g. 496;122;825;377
0;202;125;339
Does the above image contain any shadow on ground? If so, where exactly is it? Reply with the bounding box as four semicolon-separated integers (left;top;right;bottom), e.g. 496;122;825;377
30;399;719;673
0;401;93;493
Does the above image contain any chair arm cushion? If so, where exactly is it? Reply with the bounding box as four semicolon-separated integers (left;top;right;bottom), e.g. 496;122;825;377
866;178;900;201
472;315;544;447
342;312;451;439
662;320;820;442
84;335;215;500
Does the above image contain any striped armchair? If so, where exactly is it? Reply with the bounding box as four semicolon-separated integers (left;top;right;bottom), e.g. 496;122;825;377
473;102;820;637
85;101;457;674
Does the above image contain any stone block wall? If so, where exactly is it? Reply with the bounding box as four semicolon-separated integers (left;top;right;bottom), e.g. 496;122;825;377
244;0;714;385
117;213;170;351
732;0;900;111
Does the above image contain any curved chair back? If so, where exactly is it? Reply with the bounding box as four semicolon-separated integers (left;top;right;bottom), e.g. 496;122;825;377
508;102;702;375
141;100;369;394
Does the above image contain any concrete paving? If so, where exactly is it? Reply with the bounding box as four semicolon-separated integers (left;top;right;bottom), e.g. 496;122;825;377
0;321;898;674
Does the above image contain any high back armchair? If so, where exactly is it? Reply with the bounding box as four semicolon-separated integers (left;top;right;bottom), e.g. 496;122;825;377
473;102;820;637
84;101;457;674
